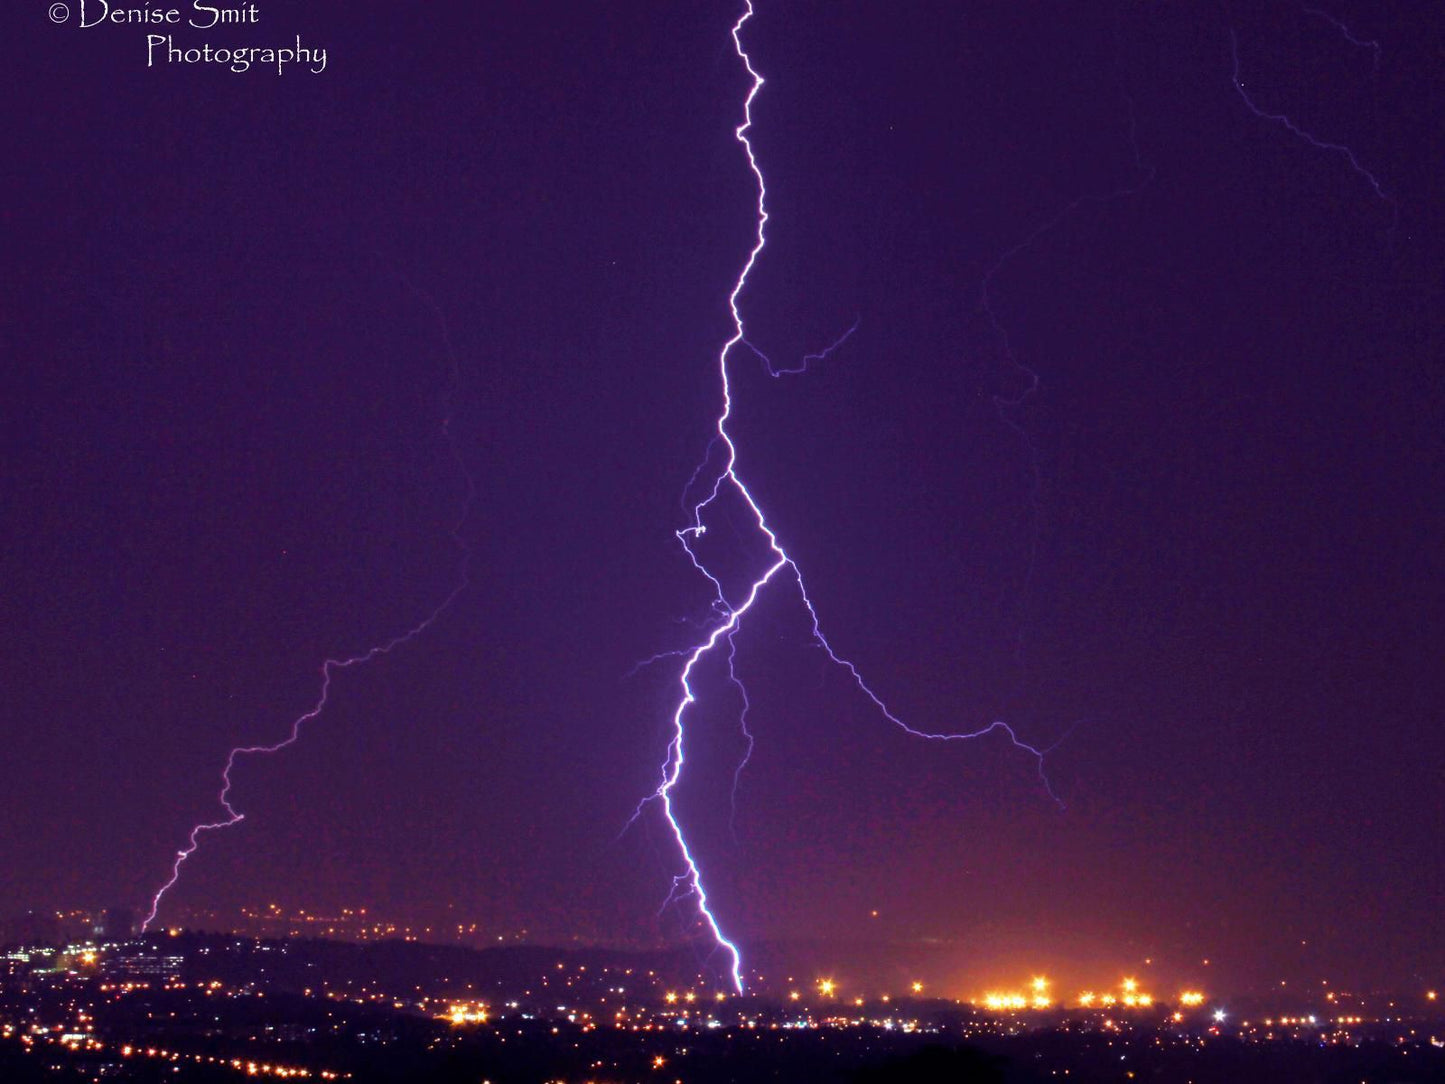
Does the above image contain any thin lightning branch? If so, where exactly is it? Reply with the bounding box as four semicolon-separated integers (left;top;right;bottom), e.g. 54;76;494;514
1227;26;1392;207
745;316;860;377
973;27;1157;664
634;1;1061;993
1301;5;1381;71
790;576;1064;809
724;630;753;842
142;289;474;932
977;92;1155;365
624;647;691;681
680;437;722;513
979;6;1156;371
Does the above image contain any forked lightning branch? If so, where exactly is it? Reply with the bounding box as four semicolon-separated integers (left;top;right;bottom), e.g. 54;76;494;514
636;1;1059;993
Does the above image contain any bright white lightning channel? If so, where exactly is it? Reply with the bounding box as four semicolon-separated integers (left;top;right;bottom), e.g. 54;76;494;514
635;1;1059;995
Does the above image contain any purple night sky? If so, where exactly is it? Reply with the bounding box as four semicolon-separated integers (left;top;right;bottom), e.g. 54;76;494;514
3;1;1441;997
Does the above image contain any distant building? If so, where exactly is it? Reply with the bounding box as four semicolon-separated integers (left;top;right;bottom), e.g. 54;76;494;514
104;950;183;982
1;955;26;987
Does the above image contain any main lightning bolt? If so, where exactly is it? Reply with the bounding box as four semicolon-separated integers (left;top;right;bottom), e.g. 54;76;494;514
634;2;1060;993
142;290;472;932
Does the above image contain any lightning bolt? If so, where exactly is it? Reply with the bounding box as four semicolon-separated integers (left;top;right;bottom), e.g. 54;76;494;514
1301;6;1381;72
634;1;1061;994
1227;25;1392;207
142;288;473;933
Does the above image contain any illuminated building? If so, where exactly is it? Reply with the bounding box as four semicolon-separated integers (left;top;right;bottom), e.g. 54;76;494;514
103;950;183;982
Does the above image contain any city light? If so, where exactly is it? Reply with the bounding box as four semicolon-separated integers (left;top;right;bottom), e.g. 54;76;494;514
444;1003;488;1026
981;992;1030;1011
2;929;1433;1084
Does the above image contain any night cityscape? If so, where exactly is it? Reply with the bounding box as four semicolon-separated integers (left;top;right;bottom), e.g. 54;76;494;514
5;0;1442;1081
3;908;1443;1082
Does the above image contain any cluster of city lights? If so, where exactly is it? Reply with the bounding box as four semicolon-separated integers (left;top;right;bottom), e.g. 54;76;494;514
6;1033;347;1080
119;1045;345;1079
443;1003;489;1025
981;977;1056;1011
801;979;924;1000
977;977;1211;1012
